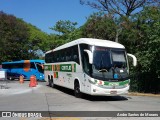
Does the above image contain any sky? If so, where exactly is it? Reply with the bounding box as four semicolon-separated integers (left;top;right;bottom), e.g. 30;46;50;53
0;0;97;34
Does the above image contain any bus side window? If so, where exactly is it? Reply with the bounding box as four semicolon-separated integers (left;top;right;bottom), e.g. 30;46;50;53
73;55;78;61
72;45;79;64
64;47;71;62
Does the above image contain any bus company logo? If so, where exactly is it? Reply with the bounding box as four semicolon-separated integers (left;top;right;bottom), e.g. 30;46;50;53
2;112;12;117
109;82;119;86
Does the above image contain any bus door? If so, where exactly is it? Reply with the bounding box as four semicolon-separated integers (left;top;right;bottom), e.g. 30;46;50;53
82;52;92;93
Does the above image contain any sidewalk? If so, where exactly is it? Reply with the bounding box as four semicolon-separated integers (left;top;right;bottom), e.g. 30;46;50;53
0;81;32;96
0;80;47;96
128;92;160;97
0;80;56;97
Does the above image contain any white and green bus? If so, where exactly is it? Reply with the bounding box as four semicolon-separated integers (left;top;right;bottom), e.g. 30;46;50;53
44;38;137;97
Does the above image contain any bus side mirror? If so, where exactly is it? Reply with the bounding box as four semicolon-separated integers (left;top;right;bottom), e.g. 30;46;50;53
127;53;137;66
84;49;93;64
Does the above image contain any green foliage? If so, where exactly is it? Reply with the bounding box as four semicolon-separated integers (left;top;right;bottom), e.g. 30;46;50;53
119;7;160;93
51;20;77;35
81;12;117;41
27;23;50;55
80;7;160;93
0;12;30;63
50;20;83;48
0;12;51;62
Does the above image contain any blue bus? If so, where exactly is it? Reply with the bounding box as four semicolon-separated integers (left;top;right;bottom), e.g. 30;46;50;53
2;60;44;81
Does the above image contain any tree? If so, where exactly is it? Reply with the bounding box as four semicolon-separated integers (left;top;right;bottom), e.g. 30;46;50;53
80;0;160;42
119;6;160;93
135;7;160;93
0;12;30;63
81;12;117;41
50;20;82;48
0;12;49;62
27;23;50;57
80;0;160;17
50;20;77;35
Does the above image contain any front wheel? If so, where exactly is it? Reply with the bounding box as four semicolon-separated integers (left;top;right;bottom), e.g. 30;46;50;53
74;82;82;98
8;76;13;80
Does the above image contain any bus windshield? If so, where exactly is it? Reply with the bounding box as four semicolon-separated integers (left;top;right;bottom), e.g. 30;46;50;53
93;47;112;71
92;46;128;80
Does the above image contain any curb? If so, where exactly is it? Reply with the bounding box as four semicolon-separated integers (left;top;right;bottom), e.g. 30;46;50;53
128;92;160;97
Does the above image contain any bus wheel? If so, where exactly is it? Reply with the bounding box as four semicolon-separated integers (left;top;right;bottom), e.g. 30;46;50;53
8;77;13;81
74;82;82;98
49;80;52;87
48;76;52;87
51;76;55;88
51;79;55;88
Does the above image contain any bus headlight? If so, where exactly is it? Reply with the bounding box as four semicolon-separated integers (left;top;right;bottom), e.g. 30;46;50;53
88;79;96;84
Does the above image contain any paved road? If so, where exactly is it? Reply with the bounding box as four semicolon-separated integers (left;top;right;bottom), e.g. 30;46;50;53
0;81;159;120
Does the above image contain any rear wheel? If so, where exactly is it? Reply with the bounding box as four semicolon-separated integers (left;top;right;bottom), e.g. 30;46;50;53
8;77;14;81
51;79;55;88
74;82;82;98
50;76;55;88
48;76;52;87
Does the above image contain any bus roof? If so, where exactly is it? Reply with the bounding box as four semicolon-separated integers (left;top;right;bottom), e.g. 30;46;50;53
2;60;44;64
46;38;125;54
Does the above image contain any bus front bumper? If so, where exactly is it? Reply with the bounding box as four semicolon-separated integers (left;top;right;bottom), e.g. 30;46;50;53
90;84;129;96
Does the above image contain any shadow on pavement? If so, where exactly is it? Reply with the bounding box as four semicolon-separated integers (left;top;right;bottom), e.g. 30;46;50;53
48;85;128;101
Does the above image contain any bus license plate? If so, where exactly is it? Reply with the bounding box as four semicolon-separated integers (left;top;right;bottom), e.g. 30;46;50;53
110;90;117;94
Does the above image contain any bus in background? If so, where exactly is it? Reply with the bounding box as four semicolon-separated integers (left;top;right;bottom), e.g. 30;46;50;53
44;38;137;97
2;60;44;81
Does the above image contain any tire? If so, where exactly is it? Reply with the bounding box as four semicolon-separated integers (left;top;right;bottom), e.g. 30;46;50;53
48;76;52;87
74;82;82;98
51;79;55;88
8;77;13;81
48;79;52;87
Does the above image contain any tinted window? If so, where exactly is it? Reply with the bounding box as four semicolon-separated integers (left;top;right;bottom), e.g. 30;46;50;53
36;62;44;73
45;52;53;63
30;62;36;69
45;45;80;64
2;63;23;69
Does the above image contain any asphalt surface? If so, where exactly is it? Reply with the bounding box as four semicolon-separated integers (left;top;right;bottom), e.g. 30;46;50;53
0;80;159;120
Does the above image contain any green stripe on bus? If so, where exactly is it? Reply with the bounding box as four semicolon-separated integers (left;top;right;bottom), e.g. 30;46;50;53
104;80;129;86
60;64;76;72
44;65;52;71
45;64;76;72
